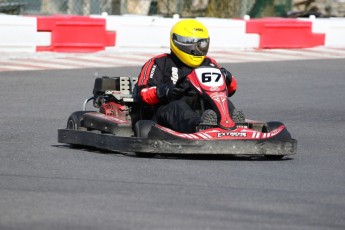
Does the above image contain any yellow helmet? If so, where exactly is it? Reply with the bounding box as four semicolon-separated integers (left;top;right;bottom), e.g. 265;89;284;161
170;19;210;68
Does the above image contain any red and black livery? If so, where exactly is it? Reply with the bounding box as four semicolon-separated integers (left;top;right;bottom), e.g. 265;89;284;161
58;67;297;158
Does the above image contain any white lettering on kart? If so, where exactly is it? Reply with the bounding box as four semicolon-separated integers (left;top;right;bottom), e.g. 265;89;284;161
217;132;247;138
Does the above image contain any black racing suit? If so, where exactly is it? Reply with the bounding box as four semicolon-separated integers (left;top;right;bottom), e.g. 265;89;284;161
134;52;237;133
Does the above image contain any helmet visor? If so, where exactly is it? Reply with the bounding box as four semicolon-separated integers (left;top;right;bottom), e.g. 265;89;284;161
172;33;210;56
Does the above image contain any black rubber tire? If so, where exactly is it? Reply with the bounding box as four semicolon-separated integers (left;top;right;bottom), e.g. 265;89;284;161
66;111;91;130
231;109;245;123
134;120;156;138
264;155;284;160
135;152;156;158
263;121;293;160
66;111;92;148
266;121;292;140
228;100;245;123
134;120;156;158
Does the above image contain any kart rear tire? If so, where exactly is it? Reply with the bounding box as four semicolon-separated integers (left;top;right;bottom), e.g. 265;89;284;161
67;111;91;130
66;111;92;148
134;120;156;158
134;120;156;138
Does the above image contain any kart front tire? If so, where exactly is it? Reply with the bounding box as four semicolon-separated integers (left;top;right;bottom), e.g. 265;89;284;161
266;121;292;140
264;155;284;160
231;109;245;123
135;152;156;158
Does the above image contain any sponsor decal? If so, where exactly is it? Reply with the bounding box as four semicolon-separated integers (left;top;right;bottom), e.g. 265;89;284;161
210;86;220;91
149;64;157;78
217;132;247;138
210;92;226;100
105;90;120;95
171;67;178;84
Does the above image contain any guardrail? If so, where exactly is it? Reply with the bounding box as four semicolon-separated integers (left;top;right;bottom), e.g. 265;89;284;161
246;18;325;48
36;15;115;52
0;14;344;52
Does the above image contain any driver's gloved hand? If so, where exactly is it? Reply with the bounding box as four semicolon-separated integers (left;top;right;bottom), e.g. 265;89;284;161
157;84;185;101
220;67;233;85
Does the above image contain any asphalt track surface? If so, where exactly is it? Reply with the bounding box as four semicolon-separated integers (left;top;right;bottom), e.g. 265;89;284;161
1;58;345;230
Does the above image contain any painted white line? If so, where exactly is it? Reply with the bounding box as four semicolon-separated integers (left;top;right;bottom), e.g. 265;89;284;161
0;60;58;70
78;55;145;66
261;49;345;59
1;48;344;72
0;65;40;71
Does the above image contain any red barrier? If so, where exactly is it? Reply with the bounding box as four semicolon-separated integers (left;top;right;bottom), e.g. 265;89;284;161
246;18;325;49
36;15;115;52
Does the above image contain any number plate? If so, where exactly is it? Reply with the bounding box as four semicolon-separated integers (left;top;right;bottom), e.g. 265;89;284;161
195;67;224;88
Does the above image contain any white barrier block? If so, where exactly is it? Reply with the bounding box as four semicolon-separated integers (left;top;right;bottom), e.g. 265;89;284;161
36;31;51;47
300;18;345;47
94;14;165;31
0;14;38;52
196;18;259;49
93;15;175;50
94;15;259;50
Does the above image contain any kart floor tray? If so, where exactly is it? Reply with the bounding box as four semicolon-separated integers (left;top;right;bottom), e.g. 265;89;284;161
58;129;297;156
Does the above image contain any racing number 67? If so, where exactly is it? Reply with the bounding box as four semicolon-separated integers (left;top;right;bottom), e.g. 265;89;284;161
201;72;221;83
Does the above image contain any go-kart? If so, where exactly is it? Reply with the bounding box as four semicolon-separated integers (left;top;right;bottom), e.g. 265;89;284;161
58;66;297;159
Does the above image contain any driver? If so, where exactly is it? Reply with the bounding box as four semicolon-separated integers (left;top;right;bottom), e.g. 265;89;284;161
134;19;237;133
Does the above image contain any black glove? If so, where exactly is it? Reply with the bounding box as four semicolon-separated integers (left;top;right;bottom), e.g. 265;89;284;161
220;67;232;85
220;67;237;97
157;84;185;101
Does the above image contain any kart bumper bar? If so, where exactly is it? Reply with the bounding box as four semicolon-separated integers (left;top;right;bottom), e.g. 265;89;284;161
58;129;297;156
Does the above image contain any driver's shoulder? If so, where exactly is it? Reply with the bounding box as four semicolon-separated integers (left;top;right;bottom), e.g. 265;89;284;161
151;53;170;62
142;53;170;66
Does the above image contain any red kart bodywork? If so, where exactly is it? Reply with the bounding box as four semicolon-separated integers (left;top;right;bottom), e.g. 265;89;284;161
58;67;297;158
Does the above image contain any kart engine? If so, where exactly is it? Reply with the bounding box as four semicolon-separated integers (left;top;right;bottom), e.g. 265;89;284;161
92;76;133;121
